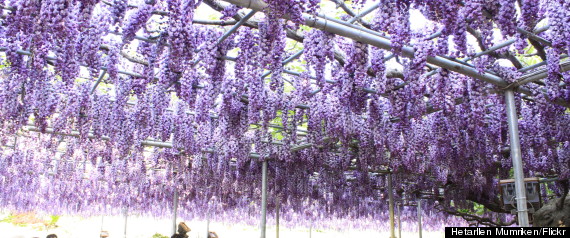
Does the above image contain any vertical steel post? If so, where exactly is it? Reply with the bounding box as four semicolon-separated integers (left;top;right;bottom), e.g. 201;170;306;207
260;160;268;238
276;198;280;238
207;212;210;238
388;173;395;238
309;222;312;238
397;203;401;238
172;189;179;235
124;207;128;238
505;90;530;227
417;200;422;238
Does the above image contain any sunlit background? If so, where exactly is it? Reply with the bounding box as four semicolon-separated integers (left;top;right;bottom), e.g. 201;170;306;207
1;212;448;238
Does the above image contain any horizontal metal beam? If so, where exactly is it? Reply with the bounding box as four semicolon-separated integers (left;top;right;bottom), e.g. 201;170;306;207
193;19;238;25
512;61;570;87
464;25;552;64
220;0;533;97
223;0;570;110
261;2;380;79
516;27;551;47
216;10;257;46
465;39;515;62
91;69;108;94
22;125;312;159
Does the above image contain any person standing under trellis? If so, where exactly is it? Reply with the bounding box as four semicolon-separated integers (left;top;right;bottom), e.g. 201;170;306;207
171;222;191;238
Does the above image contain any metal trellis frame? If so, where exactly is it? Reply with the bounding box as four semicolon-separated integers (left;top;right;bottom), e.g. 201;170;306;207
215;0;570;227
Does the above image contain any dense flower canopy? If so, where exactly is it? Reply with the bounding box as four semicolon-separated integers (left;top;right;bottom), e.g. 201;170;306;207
0;0;569;229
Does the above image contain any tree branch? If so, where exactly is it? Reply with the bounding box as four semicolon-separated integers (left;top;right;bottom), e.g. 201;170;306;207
435;204;517;227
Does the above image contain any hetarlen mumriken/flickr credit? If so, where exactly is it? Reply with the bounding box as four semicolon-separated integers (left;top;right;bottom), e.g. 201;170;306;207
448;227;567;236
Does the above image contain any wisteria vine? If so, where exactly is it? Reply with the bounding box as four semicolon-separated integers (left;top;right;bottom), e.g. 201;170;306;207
0;0;568;229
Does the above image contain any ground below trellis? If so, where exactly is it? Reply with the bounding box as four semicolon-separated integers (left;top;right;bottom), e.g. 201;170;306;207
0;212;445;238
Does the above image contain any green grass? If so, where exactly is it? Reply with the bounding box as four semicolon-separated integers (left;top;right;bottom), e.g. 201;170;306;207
152;233;169;238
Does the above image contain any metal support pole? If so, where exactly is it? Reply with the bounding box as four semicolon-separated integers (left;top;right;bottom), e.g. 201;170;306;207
417;200;422;238
207;216;210;238
276;198;280;238
388;173;395;238
172;189;179;235
397;203;401;238
124;207;128;238
260;160;268;238
309;222;312;238
505;90;530;227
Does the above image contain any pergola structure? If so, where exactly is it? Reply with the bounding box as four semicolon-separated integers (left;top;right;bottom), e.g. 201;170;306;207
0;0;569;237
